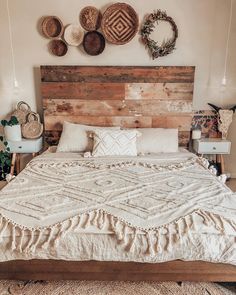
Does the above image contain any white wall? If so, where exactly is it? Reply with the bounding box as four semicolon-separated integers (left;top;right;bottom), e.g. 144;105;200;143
0;0;235;175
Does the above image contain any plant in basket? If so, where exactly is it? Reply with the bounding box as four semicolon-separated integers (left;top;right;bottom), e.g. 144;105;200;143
0;136;11;181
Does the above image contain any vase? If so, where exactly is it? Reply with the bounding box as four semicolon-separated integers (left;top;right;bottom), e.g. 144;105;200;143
4;125;22;141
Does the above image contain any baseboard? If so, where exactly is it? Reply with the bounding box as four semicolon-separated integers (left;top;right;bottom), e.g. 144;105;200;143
230;173;236;179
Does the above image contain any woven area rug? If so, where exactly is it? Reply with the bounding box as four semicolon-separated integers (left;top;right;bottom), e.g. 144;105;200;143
0;281;235;295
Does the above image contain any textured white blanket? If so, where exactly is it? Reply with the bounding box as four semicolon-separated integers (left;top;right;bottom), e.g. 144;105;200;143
0;151;235;264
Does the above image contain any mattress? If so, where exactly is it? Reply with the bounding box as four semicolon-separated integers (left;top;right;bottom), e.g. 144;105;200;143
0;149;235;264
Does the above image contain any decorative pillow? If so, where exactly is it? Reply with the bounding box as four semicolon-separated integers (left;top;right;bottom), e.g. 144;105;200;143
57;122;120;153
92;129;140;157
136;128;179;153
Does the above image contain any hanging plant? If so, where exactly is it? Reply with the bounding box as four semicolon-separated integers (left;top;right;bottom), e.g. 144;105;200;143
140;10;178;59
0;136;11;180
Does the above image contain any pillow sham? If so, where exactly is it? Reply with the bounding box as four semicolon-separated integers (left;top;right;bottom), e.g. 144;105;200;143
136;128;179;153
92;129;140;157
57;122;120;153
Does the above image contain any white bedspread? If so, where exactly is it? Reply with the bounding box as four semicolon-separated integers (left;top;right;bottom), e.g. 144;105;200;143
0;150;235;264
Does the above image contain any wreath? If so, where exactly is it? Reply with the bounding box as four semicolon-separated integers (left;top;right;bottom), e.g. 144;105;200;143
141;10;178;59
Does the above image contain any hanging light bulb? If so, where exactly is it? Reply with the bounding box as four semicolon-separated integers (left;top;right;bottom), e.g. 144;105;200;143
221;0;233;86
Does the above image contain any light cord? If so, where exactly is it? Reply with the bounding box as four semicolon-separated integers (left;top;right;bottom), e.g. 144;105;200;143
6;0;18;87
222;0;233;85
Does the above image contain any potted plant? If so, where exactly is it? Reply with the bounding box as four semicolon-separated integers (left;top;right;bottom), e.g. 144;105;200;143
0;136;11;180
1;116;21;141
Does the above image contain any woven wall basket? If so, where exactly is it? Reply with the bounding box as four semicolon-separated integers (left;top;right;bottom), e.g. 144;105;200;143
79;6;102;31
13;101;31;125
22;112;43;139
42;16;64;39
49;39;68;56
101;3;139;45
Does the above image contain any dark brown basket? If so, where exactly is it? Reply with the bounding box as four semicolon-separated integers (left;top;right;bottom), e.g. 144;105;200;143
79;6;102;31
49;39;68;57
83;31;105;56
42;16;64;38
101;3;139;45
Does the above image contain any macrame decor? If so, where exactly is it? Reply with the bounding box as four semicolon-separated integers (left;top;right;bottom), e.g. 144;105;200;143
140;10;178;59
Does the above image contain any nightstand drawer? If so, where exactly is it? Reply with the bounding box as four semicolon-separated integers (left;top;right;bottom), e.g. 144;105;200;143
193;139;231;154
8;137;43;153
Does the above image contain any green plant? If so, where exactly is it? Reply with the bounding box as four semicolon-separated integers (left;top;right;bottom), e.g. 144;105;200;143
0;136;11;180
1;116;19;127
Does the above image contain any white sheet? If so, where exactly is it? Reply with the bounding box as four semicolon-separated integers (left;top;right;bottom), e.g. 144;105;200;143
0;149;235;265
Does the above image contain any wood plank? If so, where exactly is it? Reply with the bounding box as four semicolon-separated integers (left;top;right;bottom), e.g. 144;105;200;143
44;116;153;131
41;66;195;83
0;260;235;282
43;99;193;117
152;115;193;131
125;83;193;100
41;83;125;100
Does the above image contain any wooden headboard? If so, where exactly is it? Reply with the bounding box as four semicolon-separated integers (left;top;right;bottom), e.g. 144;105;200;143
41;66;195;146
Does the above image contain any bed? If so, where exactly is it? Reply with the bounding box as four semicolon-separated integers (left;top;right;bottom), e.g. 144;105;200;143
0;66;235;281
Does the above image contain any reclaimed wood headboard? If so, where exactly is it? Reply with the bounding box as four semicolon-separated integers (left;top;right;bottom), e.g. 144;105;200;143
41;66;195;146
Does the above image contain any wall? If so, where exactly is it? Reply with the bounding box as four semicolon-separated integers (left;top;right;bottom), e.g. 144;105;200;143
0;0;235;175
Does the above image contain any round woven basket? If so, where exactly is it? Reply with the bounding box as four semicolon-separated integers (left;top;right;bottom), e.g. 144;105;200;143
64;24;84;46
13;101;31;125
49;39;68;56
22;112;43;139
83;31;106;56
79;6;102;31
42;16;64;39
101;3;139;45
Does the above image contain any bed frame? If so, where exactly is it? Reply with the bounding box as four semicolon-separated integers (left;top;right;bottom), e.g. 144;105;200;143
1;66;236;282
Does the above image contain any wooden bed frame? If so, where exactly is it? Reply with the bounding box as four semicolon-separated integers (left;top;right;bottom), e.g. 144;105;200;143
1;66;236;282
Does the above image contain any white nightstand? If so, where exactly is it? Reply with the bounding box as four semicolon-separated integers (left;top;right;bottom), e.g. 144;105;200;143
193;138;231;174
8;137;43;175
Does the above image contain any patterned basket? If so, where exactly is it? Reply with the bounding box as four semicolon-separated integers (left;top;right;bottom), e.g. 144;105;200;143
79;6;102;31
22;112;43;139
13;101;31;124
101;3;139;45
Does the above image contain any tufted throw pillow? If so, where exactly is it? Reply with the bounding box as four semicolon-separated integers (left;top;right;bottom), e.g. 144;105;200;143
92;129;140;157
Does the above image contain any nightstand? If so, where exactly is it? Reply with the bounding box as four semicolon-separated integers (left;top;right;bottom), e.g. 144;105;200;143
8;137;43;175
193;138;231;174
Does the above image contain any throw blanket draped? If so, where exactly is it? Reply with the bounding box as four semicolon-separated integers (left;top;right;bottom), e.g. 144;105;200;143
0;151;235;264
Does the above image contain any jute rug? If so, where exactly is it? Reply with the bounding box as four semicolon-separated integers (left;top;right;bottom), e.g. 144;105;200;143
0;280;235;295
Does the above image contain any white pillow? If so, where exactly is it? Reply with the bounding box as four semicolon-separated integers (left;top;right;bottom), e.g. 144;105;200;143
136;128;179;154
57;122;120;153
92;129;140;157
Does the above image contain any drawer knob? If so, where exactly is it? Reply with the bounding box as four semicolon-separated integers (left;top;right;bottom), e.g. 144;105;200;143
213;147;216;150
18;146;22;149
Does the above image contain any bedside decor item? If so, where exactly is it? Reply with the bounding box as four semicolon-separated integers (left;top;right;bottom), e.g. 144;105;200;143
141;10;178;59
208;103;236;139
101;3;139;45
13;101;31;124
0;136;11;180
49;39;68;57
22;112;43;139
83;31;106;56
7;137;43;176
1;116;21;141
42;16;64;38
64;24;84;46
192;128;202;140
79;6;102;31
